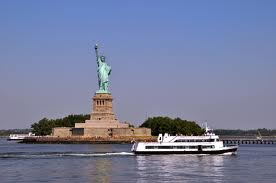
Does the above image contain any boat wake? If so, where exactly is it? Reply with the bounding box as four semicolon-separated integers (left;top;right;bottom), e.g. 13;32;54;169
64;152;134;157
0;152;135;159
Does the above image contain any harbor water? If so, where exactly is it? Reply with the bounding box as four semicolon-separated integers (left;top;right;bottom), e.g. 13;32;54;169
0;138;275;183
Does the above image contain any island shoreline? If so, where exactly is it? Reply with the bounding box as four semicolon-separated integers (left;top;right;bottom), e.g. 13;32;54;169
20;136;157;144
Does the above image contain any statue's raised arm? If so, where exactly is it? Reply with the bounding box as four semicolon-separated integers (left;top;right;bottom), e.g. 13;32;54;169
94;44;101;66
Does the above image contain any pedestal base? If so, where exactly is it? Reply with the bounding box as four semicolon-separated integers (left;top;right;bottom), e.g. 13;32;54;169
75;120;129;128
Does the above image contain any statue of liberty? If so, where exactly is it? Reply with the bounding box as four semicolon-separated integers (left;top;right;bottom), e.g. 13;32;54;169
94;44;112;93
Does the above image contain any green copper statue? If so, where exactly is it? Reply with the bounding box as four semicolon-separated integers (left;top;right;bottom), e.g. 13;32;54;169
94;44;112;93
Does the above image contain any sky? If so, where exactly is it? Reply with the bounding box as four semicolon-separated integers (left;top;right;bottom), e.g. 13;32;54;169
0;0;275;129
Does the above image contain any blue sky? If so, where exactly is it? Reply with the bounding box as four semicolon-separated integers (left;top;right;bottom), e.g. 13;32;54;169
0;0;275;129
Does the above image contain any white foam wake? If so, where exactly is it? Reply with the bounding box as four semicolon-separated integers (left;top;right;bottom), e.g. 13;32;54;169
64;152;135;157
0;152;135;159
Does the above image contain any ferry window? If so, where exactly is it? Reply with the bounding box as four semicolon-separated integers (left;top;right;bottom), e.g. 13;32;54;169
175;139;216;142
158;146;173;149
202;145;215;149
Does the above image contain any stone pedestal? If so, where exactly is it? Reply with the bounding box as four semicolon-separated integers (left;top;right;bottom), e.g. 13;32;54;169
90;93;116;121
75;93;129;129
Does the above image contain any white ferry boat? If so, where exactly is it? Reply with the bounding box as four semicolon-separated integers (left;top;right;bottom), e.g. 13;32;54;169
131;126;238;155
7;132;35;140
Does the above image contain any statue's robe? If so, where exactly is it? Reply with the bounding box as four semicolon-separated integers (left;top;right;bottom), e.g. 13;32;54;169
97;58;111;86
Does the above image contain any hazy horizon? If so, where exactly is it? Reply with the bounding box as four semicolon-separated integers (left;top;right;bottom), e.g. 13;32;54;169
0;1;275;129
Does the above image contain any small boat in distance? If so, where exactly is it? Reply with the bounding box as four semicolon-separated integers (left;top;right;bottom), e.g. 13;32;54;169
7;132;35;141
131;125;238;155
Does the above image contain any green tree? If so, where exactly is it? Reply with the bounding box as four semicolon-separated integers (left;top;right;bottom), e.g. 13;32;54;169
31;114;90;136
140;116;204;136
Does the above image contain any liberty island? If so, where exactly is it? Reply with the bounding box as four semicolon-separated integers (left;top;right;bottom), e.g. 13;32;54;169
43;44;152;142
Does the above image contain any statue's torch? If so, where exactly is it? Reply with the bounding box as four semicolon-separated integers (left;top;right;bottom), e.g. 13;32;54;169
95;44;99;58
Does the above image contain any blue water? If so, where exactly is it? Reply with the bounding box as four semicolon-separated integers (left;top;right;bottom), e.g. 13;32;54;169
0;138;275;183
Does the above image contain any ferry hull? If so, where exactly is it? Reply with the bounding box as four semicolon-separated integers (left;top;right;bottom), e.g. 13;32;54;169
134;147;238;155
